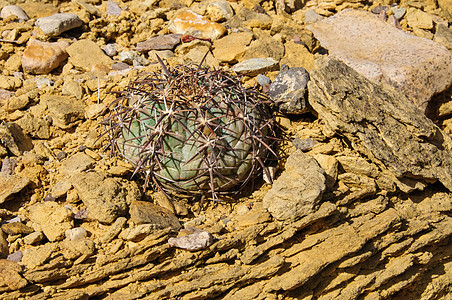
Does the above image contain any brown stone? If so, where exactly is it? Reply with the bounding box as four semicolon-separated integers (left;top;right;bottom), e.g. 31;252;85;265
0;259;27;291
168;10;226;40
22;39;69;75
129;200;181;231
1;222;34;236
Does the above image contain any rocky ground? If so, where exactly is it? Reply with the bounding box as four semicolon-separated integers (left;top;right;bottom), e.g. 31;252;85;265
1;0;452;299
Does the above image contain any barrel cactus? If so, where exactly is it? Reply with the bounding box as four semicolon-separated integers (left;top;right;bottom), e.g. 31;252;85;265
103;57;277;200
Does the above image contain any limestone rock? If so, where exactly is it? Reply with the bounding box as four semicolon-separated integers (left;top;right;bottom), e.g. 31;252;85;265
20;243;58;269
28;202;74;242
0;230;8;259
438;0;452;22
129;200;181;231
168;10;226;40
308;57;452;192
307;9;452;113
168;226;214;251
226;7;273;29
314;154;338;191
58;152;94;176
268;66;310;114
0;174;30;204
119;224;155;242
231;58;279;76
107;0;122;16
263;150;326;222
406;7;433;30
0;5;29;21
0;259;27;291
65;227;87;241
35;13;83;37
0;122;33;156
66;39;113;71
205;0;234;22
22;39;69;75
434;23;452;51
135;34;182;53
41;95;85;129
60;238;95;261
15;113;50;139
242;36;285;62
280;40;315;71
23;231;44;245
1;222;34;236
71;172;141;224
212;32;253;63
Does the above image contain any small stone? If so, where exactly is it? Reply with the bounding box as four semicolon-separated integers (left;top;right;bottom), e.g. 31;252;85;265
129;201;181;231
35;13;83;37
205;0;234;22
263;150;326;222
100;217;127;244
119;50;150;66
148;50;174;62
119;224;155;242
65;227;87;241
62;80;84;99
5;94;30;112
73;0;101;17
23;231;44;245
72;172;141;224
66;39;113;71
135;34;182;53
41;95;85;129
314;154;339;191
168;226;214;251
103;43;117;56
0;259;27;291
0;5;29;21
28;202;73;242
0;75;22;90
51;179;72;198
256;74;271;86
85;103;106;119
22;39;69;75
269;67;310;114
371;6;389;14
0;122;33;156
434;23;452;51
21;243;57;268
36;78;54;88
59;152;94;176
6;251;22;263
56;151;68;161
1;222;34;236
212;32;253;63
406;7;433;30
0;230;8;258
438;0;452;22
392;7;406;20
0;174;30;204
168;10;226;40
231;57;279;76
0;158;16;175
107;1;122;16
293;138;317;151
60;238;95;261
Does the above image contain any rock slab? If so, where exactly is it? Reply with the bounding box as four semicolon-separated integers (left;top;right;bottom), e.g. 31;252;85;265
263;150;326;222
307;9;452;113
308;57;452;192
22;39;69;75
168;10;226;40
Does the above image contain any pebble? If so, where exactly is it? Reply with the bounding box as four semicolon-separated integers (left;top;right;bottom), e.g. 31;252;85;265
269;67;310;114
0;174;31;204
205;0;234;22
256;74;271;86
35;13;83;37
168;226;214;251
21;39;69;75
168;10;226;40
129;200;181;231
0;5;29;21
392;7;406;20
107;0;122;16
1;222;34;235
1;158;17;175
231;57;279;76
119;50;150;66
119;224;155;242
56;151;68;161
65;227;88;241
103;43;117;57
50;179;72;198
293;138;317;151
36;78;54;88
5;216;21;224
41;95;85;129
371;6;389;14
23;231;44;245
6;251;23;263
135;34;182;53
433;23;452;51
0;259;28;291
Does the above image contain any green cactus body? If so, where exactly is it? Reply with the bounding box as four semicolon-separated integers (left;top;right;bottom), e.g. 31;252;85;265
105;63;276;199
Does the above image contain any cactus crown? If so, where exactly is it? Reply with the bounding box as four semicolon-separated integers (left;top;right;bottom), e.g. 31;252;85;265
103;57;278;200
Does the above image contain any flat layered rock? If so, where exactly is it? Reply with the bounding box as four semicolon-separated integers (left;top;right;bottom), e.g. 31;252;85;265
308;57;452;192
308;9;452;113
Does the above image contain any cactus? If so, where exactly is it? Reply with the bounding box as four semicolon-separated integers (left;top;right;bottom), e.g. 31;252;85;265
103;57;277;200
